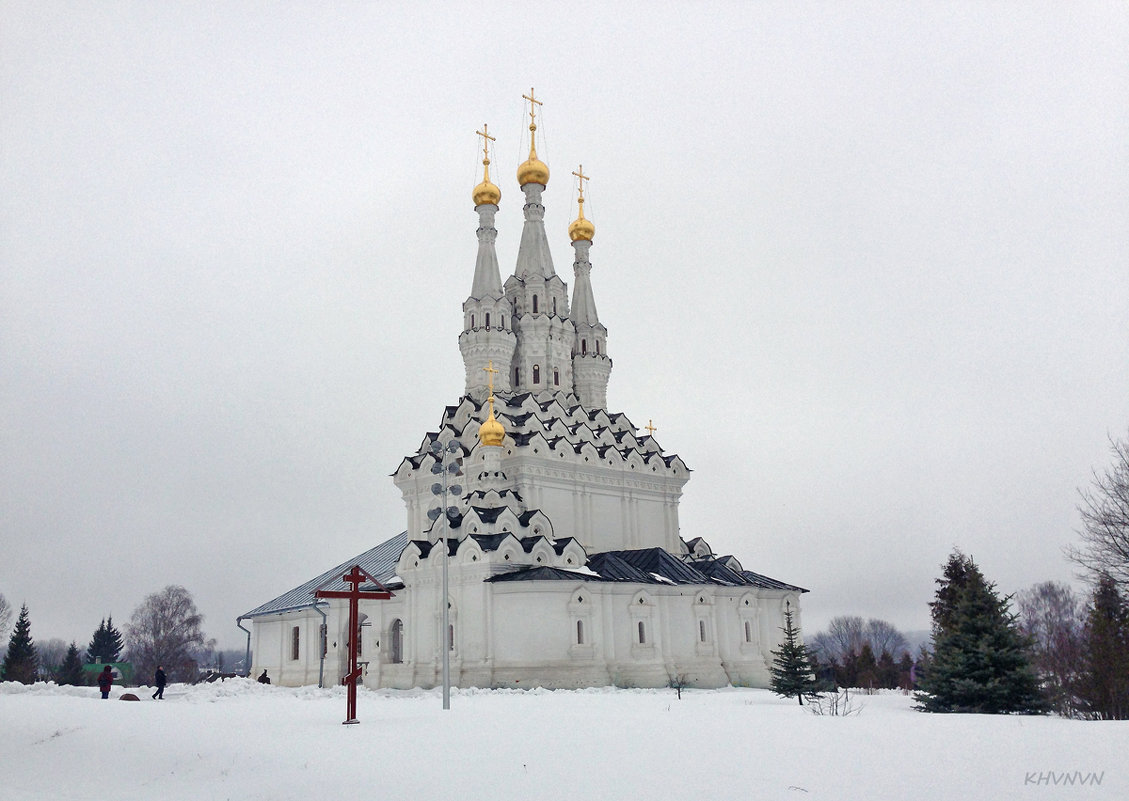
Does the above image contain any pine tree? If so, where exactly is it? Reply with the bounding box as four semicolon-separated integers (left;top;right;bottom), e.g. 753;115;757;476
86;616;123;664
1076;574;1129;720
855;642;878;690
916;552;1046;714
2;604;39;684
770;601;821;705
57;642;86;686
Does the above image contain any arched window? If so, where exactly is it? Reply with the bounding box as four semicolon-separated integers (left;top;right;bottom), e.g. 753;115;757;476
485;312;491;328
553;368;560;387
470;313;475;329
582;339;587;354
577;620;584;645
500;315;505;328
744;621;752;643
390;619;403;664
448;624;455;652
699;620;706;643
533;364;540;384
532;295;539;314
552;297;557;315
637;621;646;644
596;340;600;355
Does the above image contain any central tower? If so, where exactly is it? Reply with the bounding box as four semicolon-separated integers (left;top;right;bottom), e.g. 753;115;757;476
503;89;575;397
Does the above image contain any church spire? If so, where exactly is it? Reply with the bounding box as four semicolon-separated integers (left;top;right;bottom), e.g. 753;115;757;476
513;88;555;281
470;124;503;298
459;126;516;400
569;166;611;409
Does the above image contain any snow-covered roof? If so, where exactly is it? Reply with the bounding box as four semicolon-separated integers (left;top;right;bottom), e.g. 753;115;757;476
239;532;408;618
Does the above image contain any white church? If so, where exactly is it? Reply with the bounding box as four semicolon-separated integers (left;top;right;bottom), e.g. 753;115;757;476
240;94;807;690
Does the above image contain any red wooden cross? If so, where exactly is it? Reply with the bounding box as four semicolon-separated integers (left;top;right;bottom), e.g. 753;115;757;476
314;565;393;724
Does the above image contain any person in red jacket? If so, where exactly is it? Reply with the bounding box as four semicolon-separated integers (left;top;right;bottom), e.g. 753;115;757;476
97;665;113;699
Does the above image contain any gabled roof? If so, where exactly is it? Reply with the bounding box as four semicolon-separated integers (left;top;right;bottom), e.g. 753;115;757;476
240;532;407;618
605;548;710;584
740;570;808;592
486;566;607;583
586;552;654;583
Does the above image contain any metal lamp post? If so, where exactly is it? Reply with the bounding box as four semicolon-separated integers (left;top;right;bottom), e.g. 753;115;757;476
427;438;462;710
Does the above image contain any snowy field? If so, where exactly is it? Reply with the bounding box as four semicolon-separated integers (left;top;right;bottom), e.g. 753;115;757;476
2;680;1124;801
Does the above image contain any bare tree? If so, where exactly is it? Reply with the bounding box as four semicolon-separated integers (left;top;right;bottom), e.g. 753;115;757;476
125;585;215;683
1068;432;1129;591
1017;581;1085;716
0;592;12;642
865;619;908;658
36;638;69;680
809;615;865;663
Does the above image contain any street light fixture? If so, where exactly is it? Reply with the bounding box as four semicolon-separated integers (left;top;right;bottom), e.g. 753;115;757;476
426;438;462;710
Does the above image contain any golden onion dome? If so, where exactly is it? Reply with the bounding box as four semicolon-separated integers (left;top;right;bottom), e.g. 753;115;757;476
478;404;506;447
569;203;595;242
473;174;501;206
517;149;549;186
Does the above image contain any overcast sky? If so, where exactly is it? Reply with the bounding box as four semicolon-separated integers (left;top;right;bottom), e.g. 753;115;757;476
2;2;1127;651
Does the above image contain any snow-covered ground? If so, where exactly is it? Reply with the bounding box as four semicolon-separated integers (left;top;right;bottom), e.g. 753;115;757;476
2;680;1123;800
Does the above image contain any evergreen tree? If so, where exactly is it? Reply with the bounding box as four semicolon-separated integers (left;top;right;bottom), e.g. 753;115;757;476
57;642;86;686
770;602;821;705
2;604;39;684
855;643;878;690
876;649;899;689
86;616;123;664
916;552;1046;714
897;652;915;690
1076;574;1129;720
930;550;974;636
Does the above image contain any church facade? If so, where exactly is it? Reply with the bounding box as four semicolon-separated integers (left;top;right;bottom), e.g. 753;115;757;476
240;97;806;690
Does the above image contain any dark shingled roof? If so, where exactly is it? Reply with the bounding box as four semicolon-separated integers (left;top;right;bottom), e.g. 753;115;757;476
240;532;407;618
586;552;654;583
486;566;607;583
740;570;808;592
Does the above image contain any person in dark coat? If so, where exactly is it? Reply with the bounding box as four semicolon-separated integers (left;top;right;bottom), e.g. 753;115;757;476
257;669;271;685
97;665;114;699
152;665;167;700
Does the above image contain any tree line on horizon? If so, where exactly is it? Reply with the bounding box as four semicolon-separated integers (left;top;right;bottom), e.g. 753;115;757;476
0;585;221;687
770;430;1129;719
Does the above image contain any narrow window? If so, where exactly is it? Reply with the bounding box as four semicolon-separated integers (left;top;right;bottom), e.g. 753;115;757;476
552;297;557;314
699;620;706;643
390;619;403;664
470;313;475;329
637;621;646;645
485;312;491;328
500;315;505;328
533;364;541;384
553;368;560;387
596;340;600;354
532;295;539;314
577;620;584;645
448;624;455;652
514;367;520;385
582;339;587;354
744;621;752;643
291;626;300;660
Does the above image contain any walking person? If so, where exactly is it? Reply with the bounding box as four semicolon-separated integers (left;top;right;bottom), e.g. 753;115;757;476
97;665;114;699
152;665;167;700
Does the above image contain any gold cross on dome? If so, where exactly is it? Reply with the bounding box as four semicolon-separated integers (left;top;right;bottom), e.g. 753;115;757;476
483;360;499;394
645;420;657;436
572;165;590;200
475;124;495;163
522;87;542;131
